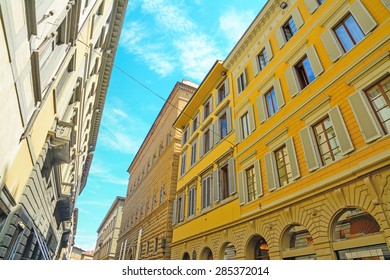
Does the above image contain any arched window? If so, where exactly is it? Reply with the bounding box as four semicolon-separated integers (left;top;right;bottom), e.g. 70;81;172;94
200;247;213;260
245;235;270;260
220;242;236;260
182;252;190;260
331;208;389;260
281;224;316;260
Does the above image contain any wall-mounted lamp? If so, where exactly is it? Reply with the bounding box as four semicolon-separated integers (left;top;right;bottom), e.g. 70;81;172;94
280;2;288;9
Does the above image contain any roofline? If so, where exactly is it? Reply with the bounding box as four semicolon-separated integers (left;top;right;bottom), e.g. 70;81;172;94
96;196;125;232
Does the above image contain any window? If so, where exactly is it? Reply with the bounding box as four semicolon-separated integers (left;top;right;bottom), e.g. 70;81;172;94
365;76;390;134
166;133;171;146
159;187;165;204
204;129;211;154
265;88;279;118
203;98;212;120
180;152;187;176
334;14;364;52
283;17;297;42
182;127;189;145
295;56;315;90
175;194;185;223
258;48;269;71
312;117;342;166
218;84;226;103
192;114;199;133
201;176;212;209
241;113;250;139
215;157;236;202
154;237;158;252
237;71;247;94
188;187;196;216
245;166;256;202
304;0;325;14
219;113;227;138
190;140;197;166
275;145;293;187
220;165;229;200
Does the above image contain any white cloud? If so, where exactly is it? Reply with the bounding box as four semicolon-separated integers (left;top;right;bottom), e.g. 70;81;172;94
120;0;224;82
99;104;149;155
89;161;129;185
219;8;256;48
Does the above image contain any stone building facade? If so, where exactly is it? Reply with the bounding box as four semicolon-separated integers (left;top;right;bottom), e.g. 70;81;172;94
0;0;127;259
116;80;197;260
171;0;390;260
94;196;124;260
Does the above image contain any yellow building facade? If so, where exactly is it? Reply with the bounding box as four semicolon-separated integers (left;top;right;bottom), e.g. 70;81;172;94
171;0;390;260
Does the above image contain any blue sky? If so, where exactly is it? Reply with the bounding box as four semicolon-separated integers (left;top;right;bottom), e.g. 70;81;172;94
75;0;267;251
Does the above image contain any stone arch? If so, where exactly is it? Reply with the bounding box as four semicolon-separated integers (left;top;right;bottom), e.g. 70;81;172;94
219;242;237;260
279;223;316;260
182;252;190;260
200;246;213;260
329;207;389;260
244;234;270;260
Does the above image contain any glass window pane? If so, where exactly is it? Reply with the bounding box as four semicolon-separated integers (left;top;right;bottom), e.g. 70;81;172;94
345;16;364;43
335;25;355;51
303;58;315;83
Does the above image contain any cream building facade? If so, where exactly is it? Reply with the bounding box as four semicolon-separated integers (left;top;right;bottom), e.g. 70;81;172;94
94;196;124;260
0;0;127;259
116;80;197;260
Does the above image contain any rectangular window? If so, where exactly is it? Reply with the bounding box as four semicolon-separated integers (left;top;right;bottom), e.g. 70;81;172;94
176;196;183;223
237;71;247;94
246;166;256;202
274;145;293;187
201;176;212;209
241;113;250;139
188;187;196;216
180;152;186;176
283;17;297;42
295;56;315;90
204;129;211;154
191;140;197;166
192;114;199;132
218;83;227;103
182;128;188;145
219;113;228;138
154;237;158;252
220;164;229;200
365;76;390;134
258;48;269;71
313;117;342;166
160;187;165;204
334;14;364;52
265;88;279;117
203;99;211;119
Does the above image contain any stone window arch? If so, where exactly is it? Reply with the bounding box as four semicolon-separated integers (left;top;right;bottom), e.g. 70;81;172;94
281;224;316;260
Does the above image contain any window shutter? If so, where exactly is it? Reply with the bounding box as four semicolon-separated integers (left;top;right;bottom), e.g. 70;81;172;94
285;137;300;180
304;0;319;14
275;27;286;49
243;69;247;88
226;106;232;133
224;78;230;95
321;29;343;62
285;66;300;97
350;0;377;35
214;120;220;144
274;79;285;108
200;133;204;157
254;160;263;197
382;0;390;10
306;45;324;78
252;55;260;77
328;106;354;155
236;76;242;93
299;127;321;172
238;171;246;205
228;157;236;195
248;105;256;132
172;199;177;225
291;7;304;29
179;194;185;222
209;125;214;149
213;169;220;202
209;97;213;112
235;119;241;144
264;152;278;192
265;40;273;60
348;91;383;143
256;95;267;123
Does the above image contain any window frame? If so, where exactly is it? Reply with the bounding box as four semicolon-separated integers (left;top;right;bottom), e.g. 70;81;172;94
282;17;297;42
201;175;212;210
180;152;187;176
333;13;365;52
258;48;269;71
274;145;293;188
294;55;315;90
264;88;279;118
187;186;196;217
245;165;256;203
237;71;247;94
241;112;250;139
190;139;198;166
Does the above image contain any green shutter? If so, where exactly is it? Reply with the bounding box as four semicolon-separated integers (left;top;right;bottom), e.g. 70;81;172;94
213;169;220;202
274;78;285;108
304;0;319;14
235;119;241;144
256;95;267;123
264;152;278;192
265;40;273;60
321;29;343;62
328;106;354;155
285;66;300;97
275;27;285;49
285;137;300;180
299;127;321;172
306;45;324;77
238;171;246;205
254;160;263;197
226;106;232;133
348;91;383;143
172;199;177;225
291;7;304;29
228;157;236;195
248;105;256;132
350;0;377;35
252;55;260;77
